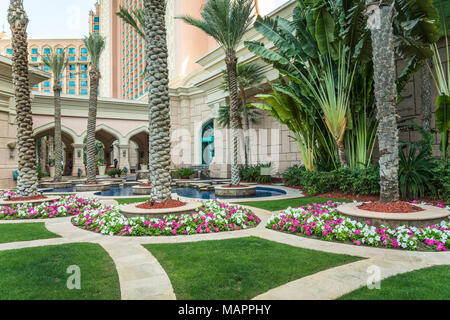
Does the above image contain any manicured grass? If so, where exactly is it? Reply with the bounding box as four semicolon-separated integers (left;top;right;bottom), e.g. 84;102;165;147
0;243;121;300
235;197;351;211
0;223;60;244
115;197;150;205
145;236;362;300
339;265;450;300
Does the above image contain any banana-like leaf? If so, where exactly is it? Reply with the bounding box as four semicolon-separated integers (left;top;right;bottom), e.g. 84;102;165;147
314;9;335;56
436;94;450;136
244;41;289;65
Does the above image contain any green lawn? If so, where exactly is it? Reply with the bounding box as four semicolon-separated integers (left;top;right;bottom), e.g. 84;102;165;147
235;197;351;211
339;265;450;300
0;243;120;300
145;236;362;300
0;223;60;244
115;197;150;205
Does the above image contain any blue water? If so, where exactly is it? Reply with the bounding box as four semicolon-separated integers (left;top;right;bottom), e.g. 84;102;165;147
172;186;286;200
42;184;286;199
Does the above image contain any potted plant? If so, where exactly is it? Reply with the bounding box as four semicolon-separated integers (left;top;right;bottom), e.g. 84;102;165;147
97;158;107;176
140;157;148;171
122;166;128;177
48;158;55;178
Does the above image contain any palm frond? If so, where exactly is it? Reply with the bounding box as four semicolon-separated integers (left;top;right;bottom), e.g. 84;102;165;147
41;48;68;81
83;33;106;67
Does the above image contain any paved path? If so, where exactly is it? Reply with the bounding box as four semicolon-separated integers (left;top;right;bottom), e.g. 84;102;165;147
0;205;449;300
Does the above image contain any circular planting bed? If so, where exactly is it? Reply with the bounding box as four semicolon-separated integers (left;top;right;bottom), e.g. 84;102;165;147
0;195;61;208
267;201;449;251
120;200;203;219
0;194;102;219
215;185;257;198
40;181;73;189
74;200;261;236
75;183;111;192
132;185;151;195
337;202;449;228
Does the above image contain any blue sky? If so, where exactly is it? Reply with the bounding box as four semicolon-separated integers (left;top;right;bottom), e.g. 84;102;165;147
0;0;97;39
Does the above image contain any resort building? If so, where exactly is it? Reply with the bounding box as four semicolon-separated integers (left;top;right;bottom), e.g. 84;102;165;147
0;0;445;189
0;37;95;97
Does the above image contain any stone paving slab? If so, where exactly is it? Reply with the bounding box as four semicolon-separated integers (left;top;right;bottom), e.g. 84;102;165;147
253;258;433;300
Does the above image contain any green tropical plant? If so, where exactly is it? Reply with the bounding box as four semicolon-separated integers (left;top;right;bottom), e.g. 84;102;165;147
429;0;450;160
216;103;261;128
221;62;265;165
174;168;196;179
42;49;68;182
178;0;255;186
84;33;106;184
8;0;39;197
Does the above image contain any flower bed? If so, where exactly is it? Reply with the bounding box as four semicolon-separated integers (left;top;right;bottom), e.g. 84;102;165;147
73;200;261;236
0;194;102;220
266;201;450;252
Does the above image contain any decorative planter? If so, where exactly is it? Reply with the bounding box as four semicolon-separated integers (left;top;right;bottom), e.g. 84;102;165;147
337;202;450;228
98;165;106;176
49;166;55;178
214;185;257;198
0;195;60;208
121;201;203;219
75;183;111;192
40;181;73;189
132;185;151;195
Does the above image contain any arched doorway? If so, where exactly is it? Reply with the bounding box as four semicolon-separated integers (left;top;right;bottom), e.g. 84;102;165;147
201;120;215;165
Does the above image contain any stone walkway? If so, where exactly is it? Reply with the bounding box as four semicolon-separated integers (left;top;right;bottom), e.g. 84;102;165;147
0;205;449;300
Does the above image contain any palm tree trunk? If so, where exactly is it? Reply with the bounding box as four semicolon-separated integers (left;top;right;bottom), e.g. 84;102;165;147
8;0;38;197
337;141;348;168
240;88;251;166
226;50;241;185
86;68;100;184
421;59;433;132
366;0;399;202
53;83;63;182
144;0;172;202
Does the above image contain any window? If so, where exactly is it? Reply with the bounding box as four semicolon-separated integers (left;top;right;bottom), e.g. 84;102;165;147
43;65;50;71
31;48;38;55
69;65;76;71
6;48;12;55
31;56;38;62
68;48;76;55
81;48;88;54
69;56;76;62
43;48;51;54
56;48;63;54
94;17;99;23
81;81;88;87
80;56;88;61
81;89;88;95
94;25;100;31
69;73;76;79
43;81;50;88
81;73;88;79
69;81;75;87
68;89;76;95
80;64;87;71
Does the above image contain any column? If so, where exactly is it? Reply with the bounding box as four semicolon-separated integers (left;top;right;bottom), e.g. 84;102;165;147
72;144;85;177
118;145;130;170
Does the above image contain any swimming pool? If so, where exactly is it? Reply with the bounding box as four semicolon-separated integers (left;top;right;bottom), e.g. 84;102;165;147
42;184;286;199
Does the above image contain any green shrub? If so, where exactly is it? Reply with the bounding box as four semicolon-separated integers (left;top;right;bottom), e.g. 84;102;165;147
282;165;380;196
239;163;272;183
430;160;450;202
106;168;122;177
174;168;196;179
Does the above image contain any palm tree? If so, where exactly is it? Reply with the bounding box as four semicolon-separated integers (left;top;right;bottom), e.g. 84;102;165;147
221;62;264;165
42;49;68;182
144;0;172;202
366;0;399;202
8;0;39;197
84;34;105;184
178;0;255;185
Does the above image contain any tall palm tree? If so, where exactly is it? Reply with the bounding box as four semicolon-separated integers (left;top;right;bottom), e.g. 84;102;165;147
221;62;264;165
178;0;255;185
366;0;399;202
144;0;172;202
84;34;105;184
42;49;68;182
8;0;39;197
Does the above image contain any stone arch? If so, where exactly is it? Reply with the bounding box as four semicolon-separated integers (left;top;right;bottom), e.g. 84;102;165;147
125;126;149;171
34;122;79;143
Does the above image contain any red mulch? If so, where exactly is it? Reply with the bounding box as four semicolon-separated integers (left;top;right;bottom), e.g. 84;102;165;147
7;195;48;202
138;184;151;187
358;201;424;213
222;185;249;188
136;200;187;210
